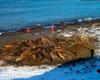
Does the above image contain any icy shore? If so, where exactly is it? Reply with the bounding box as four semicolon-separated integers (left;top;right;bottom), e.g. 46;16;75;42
0;65;56;80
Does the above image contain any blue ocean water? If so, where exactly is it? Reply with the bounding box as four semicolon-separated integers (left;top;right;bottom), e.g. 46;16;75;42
0;0;100;30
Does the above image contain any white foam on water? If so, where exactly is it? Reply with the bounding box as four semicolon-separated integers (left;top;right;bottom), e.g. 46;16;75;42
0;65;56;80
84;17;92;21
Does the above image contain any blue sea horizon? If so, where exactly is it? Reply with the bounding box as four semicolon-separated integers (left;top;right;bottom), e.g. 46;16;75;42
0;0;100;30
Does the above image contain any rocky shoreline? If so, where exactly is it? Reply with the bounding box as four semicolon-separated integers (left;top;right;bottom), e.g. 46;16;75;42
0;19;100;66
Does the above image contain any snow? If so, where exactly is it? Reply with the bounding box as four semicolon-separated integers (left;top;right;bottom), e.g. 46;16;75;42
0;65;56;80
95;49;100;56
61;32;73;37
0;32;2;35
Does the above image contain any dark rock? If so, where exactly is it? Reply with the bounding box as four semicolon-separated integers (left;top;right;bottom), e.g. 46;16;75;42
97;69;100;74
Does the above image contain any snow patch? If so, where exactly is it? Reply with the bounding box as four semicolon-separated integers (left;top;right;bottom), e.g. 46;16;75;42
0;32;2;35
0;65;56;80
